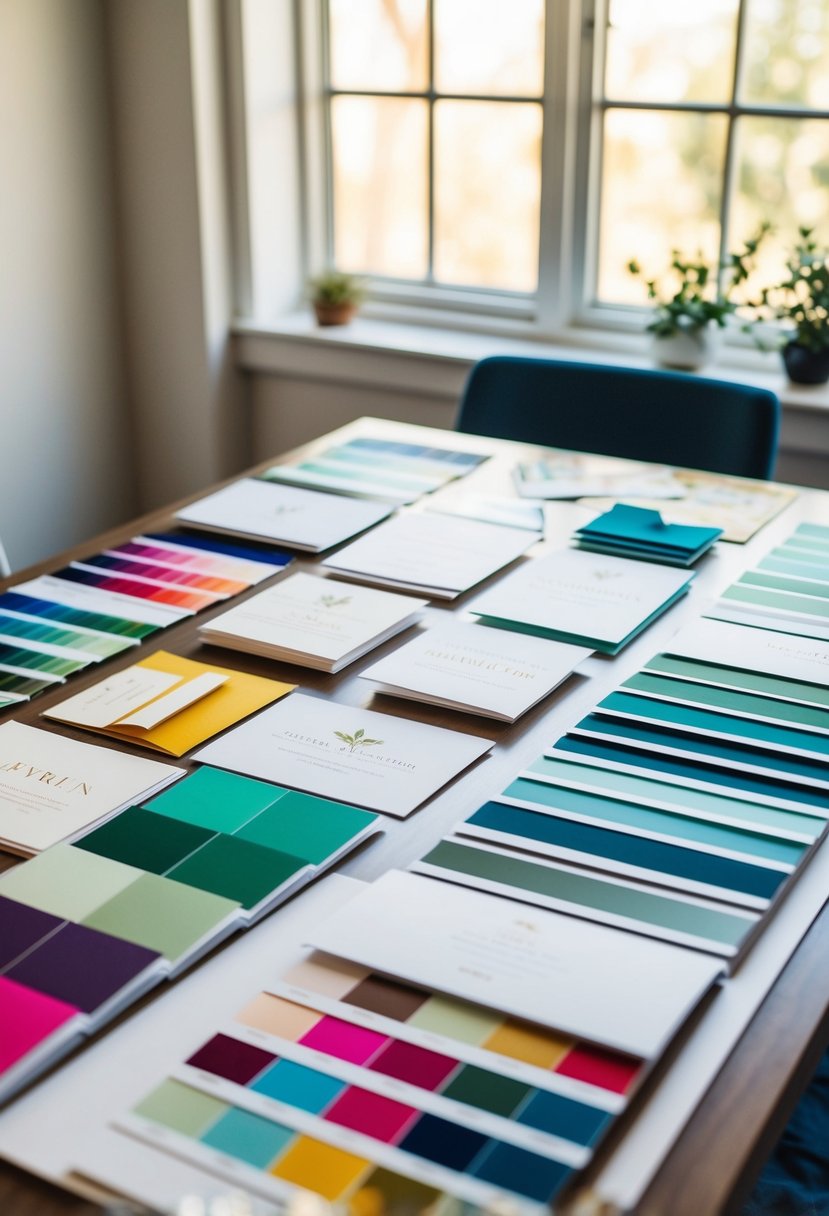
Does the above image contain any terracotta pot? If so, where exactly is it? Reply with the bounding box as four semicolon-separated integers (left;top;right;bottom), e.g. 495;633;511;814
782;340;829;385
313;300;358;327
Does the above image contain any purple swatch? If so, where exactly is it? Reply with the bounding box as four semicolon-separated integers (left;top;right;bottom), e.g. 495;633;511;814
0;896;63;971
5;922;161;1014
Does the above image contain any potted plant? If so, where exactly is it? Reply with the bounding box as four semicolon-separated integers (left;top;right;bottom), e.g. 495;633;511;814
310;270;365;327
627;226;768;371
751;228;829;385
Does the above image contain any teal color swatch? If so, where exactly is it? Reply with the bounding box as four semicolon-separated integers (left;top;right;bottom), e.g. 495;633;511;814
645;655;829;708
624;672;829;733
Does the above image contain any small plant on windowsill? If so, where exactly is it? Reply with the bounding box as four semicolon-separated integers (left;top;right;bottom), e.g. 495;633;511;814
749;228;829;385
310;270;366;327
627;224;769;371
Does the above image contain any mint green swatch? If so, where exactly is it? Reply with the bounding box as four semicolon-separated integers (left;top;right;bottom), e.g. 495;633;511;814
134;1079;228;1136
0;844;142;921
744;570;829;601
423;840;754;948
144;767;287;833
83;871;239;962
625;672;829;733
646;655;829;708
726;581;829;619
532;755;823;840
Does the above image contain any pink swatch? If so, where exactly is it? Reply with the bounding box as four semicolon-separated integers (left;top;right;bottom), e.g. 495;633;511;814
0;977;79;1072
299;1016;388;1065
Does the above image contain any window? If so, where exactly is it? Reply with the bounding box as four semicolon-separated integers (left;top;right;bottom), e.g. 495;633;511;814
304;0;829;330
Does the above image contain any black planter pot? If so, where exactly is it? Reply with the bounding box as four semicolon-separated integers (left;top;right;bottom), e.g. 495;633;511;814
782;341;829;385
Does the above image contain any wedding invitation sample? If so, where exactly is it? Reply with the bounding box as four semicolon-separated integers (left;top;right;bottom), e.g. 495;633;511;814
360;622;591;722
308;871;725;1059
43;651;294;757
470;549;694;653
194;692;494;817
176;478;393;553
199;572;427;673
321;512;534;599
0;722;183;855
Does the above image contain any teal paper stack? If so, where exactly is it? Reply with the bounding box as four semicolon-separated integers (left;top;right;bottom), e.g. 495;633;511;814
575;504;722;566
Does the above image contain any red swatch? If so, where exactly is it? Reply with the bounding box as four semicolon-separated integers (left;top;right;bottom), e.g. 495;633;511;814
555;1044;641;1094
323;1085;418;1143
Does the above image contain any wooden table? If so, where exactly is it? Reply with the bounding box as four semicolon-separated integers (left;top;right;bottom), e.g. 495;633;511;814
1;417;827;1216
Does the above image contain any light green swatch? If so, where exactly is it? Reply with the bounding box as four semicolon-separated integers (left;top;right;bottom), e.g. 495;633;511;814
134;1079;228;1137
0;844;142;921
83;871;240;962
726;581;829;619
744;570;829;601
408;996;501;1044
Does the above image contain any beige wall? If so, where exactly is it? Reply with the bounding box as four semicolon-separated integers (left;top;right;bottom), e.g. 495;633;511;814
0;0;136;571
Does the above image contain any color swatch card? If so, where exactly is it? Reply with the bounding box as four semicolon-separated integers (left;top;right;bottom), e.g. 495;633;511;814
14;575;187;628
119;532;291;585
308;871;725;1059
199;572;427;673
321;512;534;599
470;549;694;654
0;910;165;1104
195;692;494;817
176;478;393;553
664;617;829;692
415;837;762;961
708;521;829;640
43;650;295;757
0;772;380;1103
264;435;487;505
574;504;722;566
117;938;649;1215
0;721;183;855
359;622;591;722
460;779;809;915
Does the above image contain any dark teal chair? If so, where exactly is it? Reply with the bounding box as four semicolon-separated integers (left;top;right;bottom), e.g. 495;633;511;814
456;356;781;479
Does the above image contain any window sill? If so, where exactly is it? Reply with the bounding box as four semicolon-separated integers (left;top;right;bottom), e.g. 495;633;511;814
233;313;829;414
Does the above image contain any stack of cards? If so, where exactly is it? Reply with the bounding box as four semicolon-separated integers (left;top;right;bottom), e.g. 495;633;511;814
0;768;380;1104
0;721;183;855
199;572;427;673
264;435;487;504
470;549;694;654
513;455;682;500
176;479;393;553
117;875;722;1214
574;505;721;567
320;513;534;600
194;692;494;817
708;520;829;640
421;616;829;969
0;531;290;709
359;622;591;722
43;651;295;757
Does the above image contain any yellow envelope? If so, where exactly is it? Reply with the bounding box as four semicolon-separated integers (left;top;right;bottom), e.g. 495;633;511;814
44;650;295;757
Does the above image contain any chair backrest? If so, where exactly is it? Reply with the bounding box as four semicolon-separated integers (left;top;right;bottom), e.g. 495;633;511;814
455;356;781;479
0;538;9;579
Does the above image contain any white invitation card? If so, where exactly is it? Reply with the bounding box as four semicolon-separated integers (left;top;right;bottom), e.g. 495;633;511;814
194;693;494;817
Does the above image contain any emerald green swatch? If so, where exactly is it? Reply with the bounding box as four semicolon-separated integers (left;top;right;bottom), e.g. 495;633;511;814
0;844;141;921
441;1064;532;1117
167;835;305;909
133;1079;227;1136
424;840;753;947
75;806;215;875
531;755;823;840
83;872;239;962
144;767;287;833
236;791;375;864
505;776;803;865
625;672;829;733
646;655;829;708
